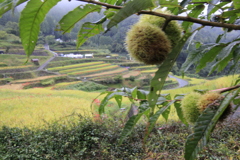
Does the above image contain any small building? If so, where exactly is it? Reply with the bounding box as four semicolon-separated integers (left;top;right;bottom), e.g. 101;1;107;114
63;53;83;58
31;59;39;65
55;38;63;43
85;53;94;58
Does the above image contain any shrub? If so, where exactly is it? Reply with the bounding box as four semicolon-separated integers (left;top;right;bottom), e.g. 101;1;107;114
54;81;108;92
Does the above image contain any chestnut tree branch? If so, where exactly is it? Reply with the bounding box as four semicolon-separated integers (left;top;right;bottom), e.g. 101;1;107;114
77;0;240;30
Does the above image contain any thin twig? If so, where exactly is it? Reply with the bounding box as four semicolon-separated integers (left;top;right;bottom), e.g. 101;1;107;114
217;84;240;93
77;0;240;30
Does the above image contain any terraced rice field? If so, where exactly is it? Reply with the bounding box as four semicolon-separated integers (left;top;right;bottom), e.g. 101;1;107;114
132;65;157;70
141;69;158;74
59;63;111;74
48;61;128;78
48;61;104;71
68;65;119;76
86;68;129;78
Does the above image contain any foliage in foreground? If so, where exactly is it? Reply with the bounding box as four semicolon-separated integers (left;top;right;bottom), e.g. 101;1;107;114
0;117;239;160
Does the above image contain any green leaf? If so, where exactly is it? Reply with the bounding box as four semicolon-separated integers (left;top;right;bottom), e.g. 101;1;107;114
130;86;138;99
91;91;112;111
137;89;148;100
180;0;191;7
207;0;220;18
115;95;122;108
119;107;150;144
58;4;102;34
159;0;179;8
186;30;199;50
148;32;193;113
100;0;118;5
222;9;240;17
196;44;226;72
107;0;155;30
0;0;27;17
19;0;60;57
192;0;210;2
215;33;225;43
184;88;240;160
144;101;174;142
195;42;202;49
208;2;230;17
77;22;104;49
181;43;219;73
99;91;127;114
233;76;240;85
209;41;240;75
182;5;205;31
104;8;118;19
174;94;188;125
233;0;240;9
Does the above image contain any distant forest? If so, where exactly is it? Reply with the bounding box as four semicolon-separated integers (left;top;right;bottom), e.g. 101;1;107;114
0;3;239;77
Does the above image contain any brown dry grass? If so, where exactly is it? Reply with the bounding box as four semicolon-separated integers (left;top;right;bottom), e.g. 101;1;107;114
0;84;24;90
123;71;141;78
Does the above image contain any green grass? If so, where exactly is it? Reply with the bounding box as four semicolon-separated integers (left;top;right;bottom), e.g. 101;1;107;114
0;65;34;70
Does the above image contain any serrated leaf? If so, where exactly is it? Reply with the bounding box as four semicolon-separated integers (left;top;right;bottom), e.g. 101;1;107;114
104;8;118;19
137;89;148;100
180;0;192;9
182;5;205;31
144;101;174;142
130;86;138;99
222;9;240;17
115;95;122;108
215;33;225;43
119;107;150;144
196;44;226;72
91;91;112;111
184;88;240;160
209;41;240;75
100;0;118;5
187;30;199;50
181;43;218;73
160;0;179;9
207;0;220;18
0;0;27;17
77;22;104;49
20;0;60;57
174;94;188;125
99;91;127;114
208;2;230;17
107;0;155;30
58;4;101;34
148;32;193;113
174;101;188;125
